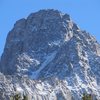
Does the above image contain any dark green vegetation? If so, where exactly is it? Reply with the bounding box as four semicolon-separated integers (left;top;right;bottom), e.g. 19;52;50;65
82;94;93;100
10;93;97;100
10;94;28;100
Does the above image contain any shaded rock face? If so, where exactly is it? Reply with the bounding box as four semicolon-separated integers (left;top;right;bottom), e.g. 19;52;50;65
0;10;71;75
0;9;100;100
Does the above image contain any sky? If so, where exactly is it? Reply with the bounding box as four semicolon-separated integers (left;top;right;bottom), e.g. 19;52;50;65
0;0;100;57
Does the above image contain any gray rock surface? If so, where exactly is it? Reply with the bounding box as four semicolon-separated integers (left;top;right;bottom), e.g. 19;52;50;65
0;9;100;100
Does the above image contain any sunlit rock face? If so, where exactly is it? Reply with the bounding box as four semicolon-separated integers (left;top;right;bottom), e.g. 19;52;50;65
0;9;100;100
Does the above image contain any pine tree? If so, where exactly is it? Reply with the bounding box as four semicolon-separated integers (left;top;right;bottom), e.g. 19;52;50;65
15;94;21;100
82;94;92;100
10;94;21;100
23;94;28;100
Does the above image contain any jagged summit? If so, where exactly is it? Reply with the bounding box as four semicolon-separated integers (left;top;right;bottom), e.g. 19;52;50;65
0;9;100;100
26;9;71;21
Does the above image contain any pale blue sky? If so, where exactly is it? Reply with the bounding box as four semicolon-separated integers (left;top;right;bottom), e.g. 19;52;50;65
0;0;100;57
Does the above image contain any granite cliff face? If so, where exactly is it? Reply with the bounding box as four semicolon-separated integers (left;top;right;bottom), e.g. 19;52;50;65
0;9;100;100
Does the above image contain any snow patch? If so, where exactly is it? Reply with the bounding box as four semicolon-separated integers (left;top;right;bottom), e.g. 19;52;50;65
48;41;61;46
15;85;24;93
30;51;57;79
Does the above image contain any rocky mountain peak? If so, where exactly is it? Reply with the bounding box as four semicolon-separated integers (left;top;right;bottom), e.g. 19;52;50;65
0;9;79;75
0;9;100;100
